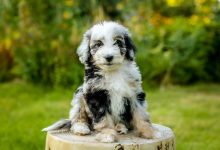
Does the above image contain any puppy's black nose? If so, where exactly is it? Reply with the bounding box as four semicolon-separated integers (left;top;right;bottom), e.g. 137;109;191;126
105;55;114;62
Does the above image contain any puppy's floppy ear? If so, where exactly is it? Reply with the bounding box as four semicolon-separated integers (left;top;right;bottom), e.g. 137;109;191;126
124;34;136;61
77;29;91;64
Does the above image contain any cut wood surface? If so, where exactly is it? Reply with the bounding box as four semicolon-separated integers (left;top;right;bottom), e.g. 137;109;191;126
45;124;175;150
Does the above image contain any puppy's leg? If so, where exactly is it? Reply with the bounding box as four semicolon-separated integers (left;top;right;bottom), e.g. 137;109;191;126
70;102;90;135
115;123;128;134
132;107;154;139
94;114;117;143
69;88;90;135
71;122;90;135
95;128;117;143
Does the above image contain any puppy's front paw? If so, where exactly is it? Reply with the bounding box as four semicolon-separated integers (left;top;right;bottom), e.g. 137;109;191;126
137;121;154;139
115;123;128;134
71;122;90;135
95;128;117;143
140;127;154;139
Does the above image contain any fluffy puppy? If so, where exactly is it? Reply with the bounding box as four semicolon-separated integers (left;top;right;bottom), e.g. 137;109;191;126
43;21;154;143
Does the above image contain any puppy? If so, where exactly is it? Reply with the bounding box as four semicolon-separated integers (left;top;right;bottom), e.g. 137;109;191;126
43;21;154;143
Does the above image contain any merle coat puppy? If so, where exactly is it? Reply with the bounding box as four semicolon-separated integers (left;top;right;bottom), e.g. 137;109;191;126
43;21;154;143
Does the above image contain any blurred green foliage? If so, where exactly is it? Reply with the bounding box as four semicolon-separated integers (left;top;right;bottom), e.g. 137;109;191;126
0;0;220;87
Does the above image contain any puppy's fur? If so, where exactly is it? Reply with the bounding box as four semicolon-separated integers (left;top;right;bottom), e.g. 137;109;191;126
43;21;154;142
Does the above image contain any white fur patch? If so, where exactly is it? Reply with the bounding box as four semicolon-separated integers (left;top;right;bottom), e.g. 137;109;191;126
69;88;83;122
95;133;116;143
71;122;90;135
95;129;117;143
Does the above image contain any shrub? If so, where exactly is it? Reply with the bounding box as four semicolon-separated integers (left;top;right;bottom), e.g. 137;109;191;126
1;0;220;87
0;43;14;82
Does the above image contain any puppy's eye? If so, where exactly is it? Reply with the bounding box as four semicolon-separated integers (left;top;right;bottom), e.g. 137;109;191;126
114;39;123;47
93;41;103;48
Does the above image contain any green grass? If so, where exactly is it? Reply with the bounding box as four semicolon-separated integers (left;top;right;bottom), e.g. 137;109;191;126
0;81;220;150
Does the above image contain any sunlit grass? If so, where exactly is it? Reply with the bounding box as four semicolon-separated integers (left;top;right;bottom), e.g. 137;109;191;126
0;81;219;150
148;85;220;150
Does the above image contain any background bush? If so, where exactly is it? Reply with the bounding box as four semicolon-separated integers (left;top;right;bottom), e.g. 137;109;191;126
0;0;220;87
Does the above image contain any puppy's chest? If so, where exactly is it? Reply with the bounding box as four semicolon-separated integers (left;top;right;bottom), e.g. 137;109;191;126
103;72;137;120
104;72;136;97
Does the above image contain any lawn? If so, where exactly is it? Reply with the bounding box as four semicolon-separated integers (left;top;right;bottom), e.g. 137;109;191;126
0;81;219;150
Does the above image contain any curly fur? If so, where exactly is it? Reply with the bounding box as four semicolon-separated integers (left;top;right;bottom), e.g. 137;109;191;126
43;21;154;142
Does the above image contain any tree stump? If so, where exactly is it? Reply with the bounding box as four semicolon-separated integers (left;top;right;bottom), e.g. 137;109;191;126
45;124;175;150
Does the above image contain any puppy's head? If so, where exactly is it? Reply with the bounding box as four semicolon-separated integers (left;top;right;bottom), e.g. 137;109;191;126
77;21;136;71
